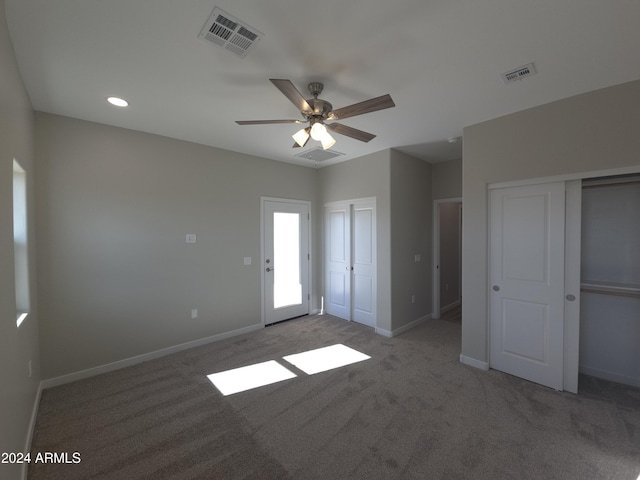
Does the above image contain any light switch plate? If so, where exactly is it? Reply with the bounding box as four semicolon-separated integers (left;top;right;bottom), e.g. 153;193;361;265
243;257;252;265
186;234;196;244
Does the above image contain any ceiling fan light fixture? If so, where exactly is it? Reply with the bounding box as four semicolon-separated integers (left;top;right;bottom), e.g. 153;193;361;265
310;121;327;141
293;127;310;147
320;132;336;150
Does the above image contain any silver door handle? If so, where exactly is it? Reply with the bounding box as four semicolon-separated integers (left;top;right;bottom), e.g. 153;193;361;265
266;267;274;272
492;285;500;292
345;266;353;271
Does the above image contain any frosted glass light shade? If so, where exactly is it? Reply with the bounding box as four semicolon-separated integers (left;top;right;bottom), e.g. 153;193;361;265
310;122;327;141
292;128;310;147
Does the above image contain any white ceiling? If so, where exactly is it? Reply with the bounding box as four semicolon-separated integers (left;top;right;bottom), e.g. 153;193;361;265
5;0;640;167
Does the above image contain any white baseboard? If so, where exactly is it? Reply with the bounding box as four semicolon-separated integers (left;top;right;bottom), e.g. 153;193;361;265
22;382;43;480
459;354;489;371
440;300;461;314
375;314;432;338
579;365;640;388
41;323;264;389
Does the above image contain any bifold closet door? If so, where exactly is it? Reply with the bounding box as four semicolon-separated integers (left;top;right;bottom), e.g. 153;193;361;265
324;200;376;328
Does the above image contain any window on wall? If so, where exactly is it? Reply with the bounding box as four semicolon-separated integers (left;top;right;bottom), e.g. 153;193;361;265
13;159;30;327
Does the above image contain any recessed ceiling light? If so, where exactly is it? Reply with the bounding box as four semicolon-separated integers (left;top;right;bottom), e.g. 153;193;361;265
107;96;129;107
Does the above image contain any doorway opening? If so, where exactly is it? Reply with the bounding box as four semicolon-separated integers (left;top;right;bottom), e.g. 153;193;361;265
432;198;462;321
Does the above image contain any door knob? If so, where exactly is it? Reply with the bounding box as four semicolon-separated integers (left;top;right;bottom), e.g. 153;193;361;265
266;267;274;272
492;285;500;292
345;266;353;271
566;294;576;301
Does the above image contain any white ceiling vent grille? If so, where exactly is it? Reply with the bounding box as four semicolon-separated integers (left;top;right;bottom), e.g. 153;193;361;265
295;147;344;163
501;63;537;85
199;7;263;58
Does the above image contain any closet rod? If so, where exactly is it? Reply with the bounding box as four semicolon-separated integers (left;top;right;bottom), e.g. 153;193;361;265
580;286;640;298
582;179;640;190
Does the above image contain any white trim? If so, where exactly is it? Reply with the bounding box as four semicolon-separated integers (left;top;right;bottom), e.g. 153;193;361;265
323;196;377;208
432;197;463;319
563;180;582;394
488;165;640;190
440;299;461;314
460;354;490;371
375;314;431;338
579;365;640;389
22;382;42;480
41;323;263;389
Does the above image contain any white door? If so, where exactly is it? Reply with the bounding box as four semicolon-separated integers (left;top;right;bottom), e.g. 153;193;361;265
263;199;310;325
489;182;566;390
352;201;376;327
324;199;376;328
325;204;351;320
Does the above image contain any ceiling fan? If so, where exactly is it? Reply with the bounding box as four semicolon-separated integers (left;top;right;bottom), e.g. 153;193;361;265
236;79;395;150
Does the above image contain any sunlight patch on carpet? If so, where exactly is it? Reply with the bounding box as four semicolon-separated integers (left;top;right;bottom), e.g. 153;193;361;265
283;344;371;375
207;360;297;396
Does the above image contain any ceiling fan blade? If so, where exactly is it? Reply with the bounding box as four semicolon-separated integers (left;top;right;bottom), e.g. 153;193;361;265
270;79;313;116
327;123;376;142
235;119;304;125
329;94;395;120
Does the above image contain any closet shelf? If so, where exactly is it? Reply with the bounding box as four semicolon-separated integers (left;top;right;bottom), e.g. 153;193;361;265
580;281;640;298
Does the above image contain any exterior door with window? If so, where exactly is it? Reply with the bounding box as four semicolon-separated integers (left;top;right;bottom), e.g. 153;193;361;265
263;199;310;325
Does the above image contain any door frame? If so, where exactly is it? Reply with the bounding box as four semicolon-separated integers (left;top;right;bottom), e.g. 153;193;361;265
432;197;462;319
261;197;312;326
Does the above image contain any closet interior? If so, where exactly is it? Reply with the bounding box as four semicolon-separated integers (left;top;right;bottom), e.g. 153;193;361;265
579;174;640;388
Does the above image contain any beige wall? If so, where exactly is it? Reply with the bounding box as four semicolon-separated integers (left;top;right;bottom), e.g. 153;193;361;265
462;79;640;364
0;0;40;476
318;149;433;333
390;149;433;330
432;158;462;200
318;150;392;331
35;113;319;379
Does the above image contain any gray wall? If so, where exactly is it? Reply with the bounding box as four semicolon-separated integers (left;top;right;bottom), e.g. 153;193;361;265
35;113;319;379
0;0;41;476
389;149;432;330
462;79;640;365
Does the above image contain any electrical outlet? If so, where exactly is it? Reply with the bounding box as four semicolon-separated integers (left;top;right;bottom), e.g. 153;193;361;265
414;254;421;262
191;309;198;319
186;234;197;244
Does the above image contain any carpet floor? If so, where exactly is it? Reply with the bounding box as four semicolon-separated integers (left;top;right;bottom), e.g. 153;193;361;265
28;314;640;479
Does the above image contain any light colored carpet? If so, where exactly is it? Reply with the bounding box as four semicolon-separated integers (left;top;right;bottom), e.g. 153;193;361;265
29;314;640;479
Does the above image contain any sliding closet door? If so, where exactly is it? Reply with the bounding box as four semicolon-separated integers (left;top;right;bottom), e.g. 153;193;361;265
489;182;566;390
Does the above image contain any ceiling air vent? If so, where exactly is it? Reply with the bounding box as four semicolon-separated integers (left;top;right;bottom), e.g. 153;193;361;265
295;147;344;163
199;7;263;58
501;63;537;85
